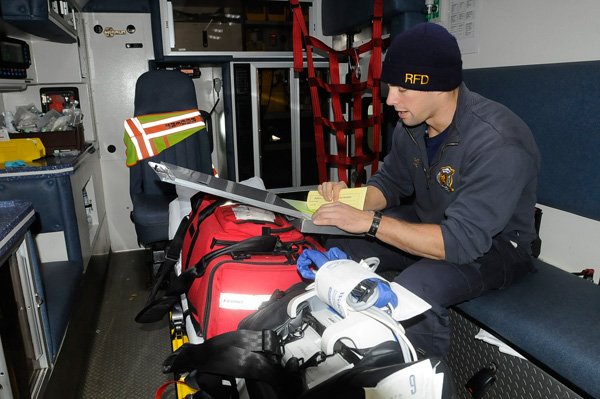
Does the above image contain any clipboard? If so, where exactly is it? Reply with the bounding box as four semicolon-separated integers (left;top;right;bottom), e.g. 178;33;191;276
149;161;356;236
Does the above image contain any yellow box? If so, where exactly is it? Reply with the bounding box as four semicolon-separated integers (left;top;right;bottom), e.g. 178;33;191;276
9;124;84;153
0;138;46;163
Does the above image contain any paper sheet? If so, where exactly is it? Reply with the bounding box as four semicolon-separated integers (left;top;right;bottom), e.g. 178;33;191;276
475;329;526;359
306;187;367;211
363;359;443;399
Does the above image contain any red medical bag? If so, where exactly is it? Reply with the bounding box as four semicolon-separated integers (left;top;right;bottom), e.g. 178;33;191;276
181;195;322;339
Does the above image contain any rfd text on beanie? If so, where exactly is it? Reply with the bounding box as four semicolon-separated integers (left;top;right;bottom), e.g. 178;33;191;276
381;23;462;91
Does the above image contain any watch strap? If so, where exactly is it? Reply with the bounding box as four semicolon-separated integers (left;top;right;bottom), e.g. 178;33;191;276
367;210;383;237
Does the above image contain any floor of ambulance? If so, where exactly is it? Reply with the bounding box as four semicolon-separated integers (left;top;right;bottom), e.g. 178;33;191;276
43;250;176;399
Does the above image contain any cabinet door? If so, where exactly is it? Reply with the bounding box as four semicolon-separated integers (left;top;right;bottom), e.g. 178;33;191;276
14;235;49;369
161;0;313;55
233;62;329;190
0;234;49;399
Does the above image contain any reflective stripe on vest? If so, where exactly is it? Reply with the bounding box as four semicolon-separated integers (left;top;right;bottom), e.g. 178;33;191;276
124;109;205;167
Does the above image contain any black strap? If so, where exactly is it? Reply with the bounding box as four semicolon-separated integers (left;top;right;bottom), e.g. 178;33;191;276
135;212;194;324
136;194;223;323
164;330;286;385
183;197;226;269
146;213;191;303
168;235;279;296
135;235;279;323
143;192;214;308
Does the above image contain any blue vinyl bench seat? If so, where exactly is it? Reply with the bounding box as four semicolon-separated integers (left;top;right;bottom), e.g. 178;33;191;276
456;259;600;398
455;60;600;399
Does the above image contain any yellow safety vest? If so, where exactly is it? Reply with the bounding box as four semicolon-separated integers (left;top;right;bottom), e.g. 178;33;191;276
123;109;205;167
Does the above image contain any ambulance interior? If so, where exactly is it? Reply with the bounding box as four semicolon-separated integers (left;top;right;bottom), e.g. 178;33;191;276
0;0;599;398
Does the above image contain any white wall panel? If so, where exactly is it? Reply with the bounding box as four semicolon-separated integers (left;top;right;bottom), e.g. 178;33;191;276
100;158;140;251
537;206;600;283
83;12;154;251
437;0;600;69
29;40;82;84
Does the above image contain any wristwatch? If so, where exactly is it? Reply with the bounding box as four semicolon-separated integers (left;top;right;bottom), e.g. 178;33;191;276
367;210;383;238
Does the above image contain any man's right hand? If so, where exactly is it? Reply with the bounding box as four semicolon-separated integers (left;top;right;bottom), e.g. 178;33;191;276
317;181;348;202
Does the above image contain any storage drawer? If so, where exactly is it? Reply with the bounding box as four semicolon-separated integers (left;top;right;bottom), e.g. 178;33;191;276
9;124;84;154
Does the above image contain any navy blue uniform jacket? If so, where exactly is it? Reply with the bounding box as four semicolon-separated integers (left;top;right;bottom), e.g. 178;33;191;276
369;83;541;265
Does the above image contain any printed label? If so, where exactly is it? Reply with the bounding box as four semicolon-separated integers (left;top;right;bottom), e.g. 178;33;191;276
232;205;275;222
219;293;272;310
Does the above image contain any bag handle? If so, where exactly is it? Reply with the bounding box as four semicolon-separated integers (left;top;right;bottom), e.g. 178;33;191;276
135;235;280;323
169;235;278;296
183;196;226;269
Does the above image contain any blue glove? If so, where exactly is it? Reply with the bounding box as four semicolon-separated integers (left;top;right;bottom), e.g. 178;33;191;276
296;247;348;280
348;278;398;311
5;160;26;168
371;279;398;308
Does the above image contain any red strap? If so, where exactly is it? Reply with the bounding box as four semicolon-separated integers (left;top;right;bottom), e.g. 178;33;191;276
369;0;384;175
304;35;376;59
317;115;382;131
290;0;384;186
325;153;378;167
154;380;193;399
290;0;307;73
308;77;367;94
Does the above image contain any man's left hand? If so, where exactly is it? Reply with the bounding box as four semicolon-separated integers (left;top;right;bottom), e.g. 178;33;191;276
311;201;374;234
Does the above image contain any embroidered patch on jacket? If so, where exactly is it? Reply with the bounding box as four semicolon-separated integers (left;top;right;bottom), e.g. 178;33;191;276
436;166;456;192
413;157;422;168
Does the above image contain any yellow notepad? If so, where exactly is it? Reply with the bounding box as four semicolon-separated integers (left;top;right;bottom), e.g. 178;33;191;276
306;187;367;211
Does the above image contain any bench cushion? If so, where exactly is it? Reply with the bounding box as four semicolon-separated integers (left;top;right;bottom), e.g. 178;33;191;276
456;259;600;398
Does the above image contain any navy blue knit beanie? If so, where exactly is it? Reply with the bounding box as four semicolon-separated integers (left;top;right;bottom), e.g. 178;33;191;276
381;23;462;91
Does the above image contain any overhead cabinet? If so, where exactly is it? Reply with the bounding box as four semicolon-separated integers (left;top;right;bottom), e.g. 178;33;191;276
0;0;79;43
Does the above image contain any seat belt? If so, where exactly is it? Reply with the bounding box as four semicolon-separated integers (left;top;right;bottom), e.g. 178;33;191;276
290;0;384;186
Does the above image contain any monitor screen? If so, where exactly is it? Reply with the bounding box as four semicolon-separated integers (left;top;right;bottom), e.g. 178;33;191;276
0;42;24;64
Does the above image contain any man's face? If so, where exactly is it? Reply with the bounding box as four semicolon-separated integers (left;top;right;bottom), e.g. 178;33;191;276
385;85;435;127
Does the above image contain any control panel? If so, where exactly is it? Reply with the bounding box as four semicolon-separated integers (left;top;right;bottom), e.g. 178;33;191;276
0;37;31;79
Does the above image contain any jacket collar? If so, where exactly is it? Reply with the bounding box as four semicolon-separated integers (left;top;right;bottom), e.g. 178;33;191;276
444;83;471;144
405;83;470;144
